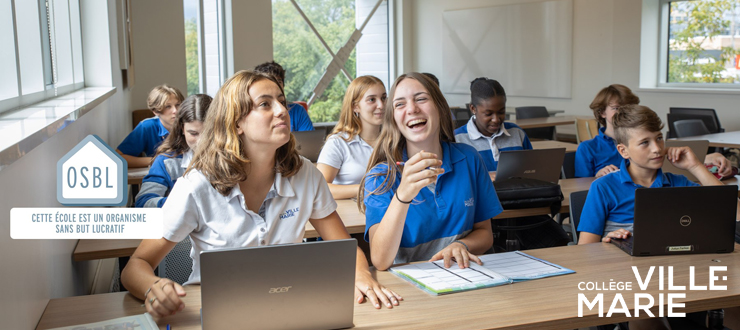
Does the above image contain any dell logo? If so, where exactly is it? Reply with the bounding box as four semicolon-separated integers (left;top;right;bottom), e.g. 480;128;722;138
269;286;292;294
680;215;691;227
523;169;536;174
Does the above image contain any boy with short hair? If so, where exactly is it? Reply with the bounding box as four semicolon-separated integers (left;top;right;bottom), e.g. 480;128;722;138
254;61;314;132
117;85;184;168
577;104;740;245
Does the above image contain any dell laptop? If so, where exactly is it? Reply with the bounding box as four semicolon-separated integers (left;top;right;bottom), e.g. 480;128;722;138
611;186;737;256
293;130;326;162
495;148;566;183
662;140;709;182
200;239;357;330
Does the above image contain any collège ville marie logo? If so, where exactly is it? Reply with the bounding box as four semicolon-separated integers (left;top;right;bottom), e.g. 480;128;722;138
56;135;128;206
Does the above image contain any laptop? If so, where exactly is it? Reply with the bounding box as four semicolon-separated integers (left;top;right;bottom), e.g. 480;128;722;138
495;148;566;183
293;130;326;162
200;239;357;330
611;186;737;256
662;140;709;181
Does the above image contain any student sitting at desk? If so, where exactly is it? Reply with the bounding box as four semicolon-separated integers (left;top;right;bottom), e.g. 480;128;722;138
454;77;532;172
577;104;740;246
360;72;502;271
117;85;184;168
575;84;731;178
121;71;402;319
254;61;314;131
317;76;386;200
135;94;212;208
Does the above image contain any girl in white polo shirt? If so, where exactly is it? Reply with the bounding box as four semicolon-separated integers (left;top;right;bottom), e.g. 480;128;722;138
122;71;402;319
317;76;386;199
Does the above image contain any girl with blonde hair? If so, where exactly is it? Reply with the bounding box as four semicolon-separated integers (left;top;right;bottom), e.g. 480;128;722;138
317;75;386;199
122;71;401;319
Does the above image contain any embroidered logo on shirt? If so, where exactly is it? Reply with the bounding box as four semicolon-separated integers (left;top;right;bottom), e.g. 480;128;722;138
464;198;475;207
280;207;300;220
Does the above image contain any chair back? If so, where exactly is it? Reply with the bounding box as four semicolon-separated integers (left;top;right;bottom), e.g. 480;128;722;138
561;151;576;179
667;112;719;138
575;117;599;143
158;238;193;285
515;106;554;140
132;109;154;129
670;107;722;132
568;190;589;244
673;119;711;138
451;107;470;129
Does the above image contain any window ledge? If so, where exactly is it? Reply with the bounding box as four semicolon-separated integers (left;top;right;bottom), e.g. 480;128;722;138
0;87;116;173
637;86;740;96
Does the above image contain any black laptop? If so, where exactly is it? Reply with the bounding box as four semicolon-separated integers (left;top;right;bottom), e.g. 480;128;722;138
611;186;737;256
495;148;566;183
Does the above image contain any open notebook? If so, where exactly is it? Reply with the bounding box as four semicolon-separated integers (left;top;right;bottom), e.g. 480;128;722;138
390;251;574;295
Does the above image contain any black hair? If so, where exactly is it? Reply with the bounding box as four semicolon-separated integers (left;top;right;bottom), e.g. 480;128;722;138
422;72;440;86
470;77;506;106
254;61;286;84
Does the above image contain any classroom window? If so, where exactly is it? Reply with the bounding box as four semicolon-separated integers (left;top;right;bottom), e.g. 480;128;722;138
183;0;226;97
0;0;84;115
272;0;390;123
663;0;740;85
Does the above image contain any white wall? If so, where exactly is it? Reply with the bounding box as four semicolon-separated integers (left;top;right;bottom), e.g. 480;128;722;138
405;0;740;132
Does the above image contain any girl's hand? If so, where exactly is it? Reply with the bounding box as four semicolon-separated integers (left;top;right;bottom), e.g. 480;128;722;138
704;153;732;178
666;146;701;171
395;151;444;202
602;229;631;243
145;279;187;318
429;241;482;269
354;271;403;309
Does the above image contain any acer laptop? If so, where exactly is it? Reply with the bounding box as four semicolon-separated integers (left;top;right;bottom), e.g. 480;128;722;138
200;239;357;330
662;140;709;182
611;186;737;256
495;148;566;183
293;130;326;162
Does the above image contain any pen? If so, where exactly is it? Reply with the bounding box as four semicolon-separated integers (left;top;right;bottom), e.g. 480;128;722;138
167;324;171;330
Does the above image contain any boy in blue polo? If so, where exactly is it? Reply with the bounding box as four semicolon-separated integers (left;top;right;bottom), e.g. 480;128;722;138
454;77;532;172
577;104;739;245
575;84;732;178
117;85;184;168
254;61;314;131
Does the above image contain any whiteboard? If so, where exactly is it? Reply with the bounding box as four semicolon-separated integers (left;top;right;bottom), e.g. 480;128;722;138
442;0;573;98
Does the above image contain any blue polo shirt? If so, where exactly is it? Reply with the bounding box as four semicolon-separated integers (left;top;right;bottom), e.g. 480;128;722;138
574;127;623;178
117;117;169;157
363;142;503;264
289;103;314;132
454;118;532;171
578;159;698;236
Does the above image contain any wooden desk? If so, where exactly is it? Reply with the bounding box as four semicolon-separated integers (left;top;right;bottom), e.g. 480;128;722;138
531;140;578;153
675;131;740;148
509;115;576;130
38;244;740;330
128;167;149;186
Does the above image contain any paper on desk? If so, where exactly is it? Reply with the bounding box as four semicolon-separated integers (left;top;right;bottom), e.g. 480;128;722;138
46;312;159;330
390;251;574;295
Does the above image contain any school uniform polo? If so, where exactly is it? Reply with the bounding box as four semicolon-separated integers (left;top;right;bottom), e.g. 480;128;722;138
574;127;623;178
117;117;169;157
317;132;373;185
135;150;193;208
454;118;532;171
289;103;315;131
577;159;698;236
363;142;503;264
162;157;337;284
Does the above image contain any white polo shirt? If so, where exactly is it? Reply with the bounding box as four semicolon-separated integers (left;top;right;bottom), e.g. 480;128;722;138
317;132;373;185
161;157;337;284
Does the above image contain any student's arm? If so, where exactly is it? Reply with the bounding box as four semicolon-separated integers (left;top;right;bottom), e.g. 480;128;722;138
121;238;187;318
704;152;733;178
577;185;611;245
135;155;173;207
117;149;153;168
429;220;492;268
316;163;360;200
574;144;595;178
667;146;723;186
368;152;444;271
309;211;402;309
